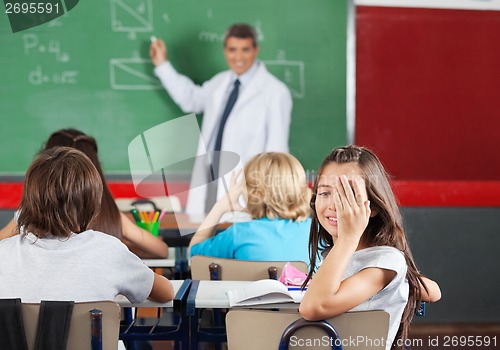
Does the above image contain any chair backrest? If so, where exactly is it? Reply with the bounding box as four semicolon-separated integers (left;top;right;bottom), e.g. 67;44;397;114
21;301;121;350
115;195;182;213
190;255;308;281
226;309;390;350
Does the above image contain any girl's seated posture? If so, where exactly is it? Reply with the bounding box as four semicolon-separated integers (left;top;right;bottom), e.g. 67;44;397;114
299;145;441;350
0;129;168;258
0;147;174;303
188;152;311;263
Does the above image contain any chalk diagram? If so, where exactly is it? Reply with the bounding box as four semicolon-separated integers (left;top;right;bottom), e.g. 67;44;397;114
110;0;153;40
109;57;161;90
109;0;158;89
264;60;305;99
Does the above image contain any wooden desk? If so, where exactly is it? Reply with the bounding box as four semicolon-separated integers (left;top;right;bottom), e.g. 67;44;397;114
142;247;176;268
158;213;198;247
156;214;233;278
126;212;239;278
159;213;233;247
125;212;232;247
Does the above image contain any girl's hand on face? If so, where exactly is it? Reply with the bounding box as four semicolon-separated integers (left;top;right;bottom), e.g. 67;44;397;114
333;175;371;243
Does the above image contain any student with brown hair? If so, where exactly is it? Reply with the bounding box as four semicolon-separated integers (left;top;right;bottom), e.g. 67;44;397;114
0;129;169;258
43;128;169;258
299;145;441;350
0;147;174;303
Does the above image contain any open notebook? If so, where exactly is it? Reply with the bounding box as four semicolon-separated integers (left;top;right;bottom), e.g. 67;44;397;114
227;279;306;307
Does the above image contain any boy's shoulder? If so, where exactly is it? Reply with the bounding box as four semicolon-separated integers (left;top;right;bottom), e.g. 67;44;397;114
76;230;125;247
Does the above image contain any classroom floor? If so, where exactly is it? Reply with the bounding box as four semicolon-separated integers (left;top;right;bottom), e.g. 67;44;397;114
138;323;500;349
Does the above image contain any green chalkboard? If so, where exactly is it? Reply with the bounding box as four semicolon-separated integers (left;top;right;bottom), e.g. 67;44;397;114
1;0;347;175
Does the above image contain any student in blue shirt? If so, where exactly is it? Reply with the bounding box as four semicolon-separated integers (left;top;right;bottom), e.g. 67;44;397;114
188;152;311;263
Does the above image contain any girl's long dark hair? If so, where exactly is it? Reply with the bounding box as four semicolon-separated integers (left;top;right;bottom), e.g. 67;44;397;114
44;129;122;238
303;145;428;349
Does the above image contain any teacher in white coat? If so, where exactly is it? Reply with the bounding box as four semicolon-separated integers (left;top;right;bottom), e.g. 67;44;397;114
150;23;292;215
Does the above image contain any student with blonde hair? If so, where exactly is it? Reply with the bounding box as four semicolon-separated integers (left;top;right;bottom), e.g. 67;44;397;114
188;152;311;262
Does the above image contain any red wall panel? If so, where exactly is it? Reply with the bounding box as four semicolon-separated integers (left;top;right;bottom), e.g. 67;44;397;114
356;6;500;180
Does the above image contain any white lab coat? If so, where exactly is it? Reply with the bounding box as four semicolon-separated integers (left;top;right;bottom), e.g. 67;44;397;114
155;61;292;214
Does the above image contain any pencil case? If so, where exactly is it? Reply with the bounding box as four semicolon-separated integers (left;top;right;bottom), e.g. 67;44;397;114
278;262;308;286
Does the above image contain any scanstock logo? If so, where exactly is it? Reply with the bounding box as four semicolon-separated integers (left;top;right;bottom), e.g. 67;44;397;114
4;0;79;33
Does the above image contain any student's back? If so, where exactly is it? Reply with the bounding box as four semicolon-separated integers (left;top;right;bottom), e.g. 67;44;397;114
188;152;312;264
0;230;151;303
0;147;174;303
191;217;311;261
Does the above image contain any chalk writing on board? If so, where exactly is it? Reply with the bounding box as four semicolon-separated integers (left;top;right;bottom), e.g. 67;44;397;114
255;21;265;42
28;65;78;85
198;30;224;43
264;59;305;99
110;0;153;40
22;33;76;85
23;34;70;63
110;57;162;90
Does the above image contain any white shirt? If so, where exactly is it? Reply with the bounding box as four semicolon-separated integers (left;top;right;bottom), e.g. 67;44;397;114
344;246;409;350
0;230;154;303
155;60;292;214
206;61;260;152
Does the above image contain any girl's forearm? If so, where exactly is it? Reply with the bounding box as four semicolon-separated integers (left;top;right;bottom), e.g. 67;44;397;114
0;218;17;240
300;237;358;319
188;201;226;251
